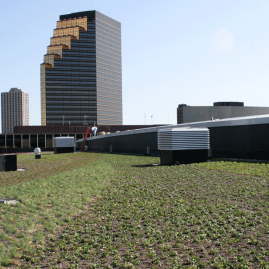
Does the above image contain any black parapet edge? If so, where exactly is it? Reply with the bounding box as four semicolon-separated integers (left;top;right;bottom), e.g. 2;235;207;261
60;11;96;21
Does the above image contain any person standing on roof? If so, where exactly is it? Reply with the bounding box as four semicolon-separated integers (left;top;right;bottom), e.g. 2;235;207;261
91;126;98;136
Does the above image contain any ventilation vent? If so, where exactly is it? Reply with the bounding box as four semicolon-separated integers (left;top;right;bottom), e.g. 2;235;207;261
158;128;210;150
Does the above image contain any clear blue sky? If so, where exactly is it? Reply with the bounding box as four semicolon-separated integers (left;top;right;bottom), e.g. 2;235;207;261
1;0;269;126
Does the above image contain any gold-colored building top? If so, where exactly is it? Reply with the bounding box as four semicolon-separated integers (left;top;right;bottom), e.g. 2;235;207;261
57;17;87;31
41;16;88;125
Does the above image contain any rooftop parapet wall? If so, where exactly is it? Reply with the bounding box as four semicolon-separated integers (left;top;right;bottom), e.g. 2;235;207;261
14;125;165;134
77;114;269;160
83;131;159;155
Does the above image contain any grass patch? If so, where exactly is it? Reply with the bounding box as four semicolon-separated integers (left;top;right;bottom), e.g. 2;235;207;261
196;159;269;177
18;155;269;268
0;152;114;267
0;152;104;188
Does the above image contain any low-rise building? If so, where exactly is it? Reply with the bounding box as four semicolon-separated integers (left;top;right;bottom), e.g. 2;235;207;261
177;102;269;124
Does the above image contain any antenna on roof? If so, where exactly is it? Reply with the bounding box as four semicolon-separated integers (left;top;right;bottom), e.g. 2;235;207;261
144;113;146;125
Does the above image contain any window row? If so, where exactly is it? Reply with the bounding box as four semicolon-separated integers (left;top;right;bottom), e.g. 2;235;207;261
46;80;96;85
78;37;96;42
47;115;97;119
98;111;122;116
97;81;121;88
46;76;97;80
70;46;96;51
98;73;121;80
79;32;96;37
97;96;121;102
99;92;121;99
97;67;121;77
3;118;22;121
97;62;121;73
47;105;97;109
97;86;122;94
96;43;120;55
71;39;95;46
47;94;96;98
95;21;121;35
84;28;95;32
61;56;96;61
47;97;96;101
70;42;96;48
54;61;96;66
96;19;120;30
47;86;120;95
63;51;96;56
53;65;96;70
96;26;120;41
46;121;96;124
70;43;120;56
98;105;122;112
98;121;122;125
46;100;97;104
46;75;121;83
46;90;96;95
96;31;121;46
96;36;121;49
95;39;120;52
97;54;121;64
87;26;95;31
98;118;122;123
46;85;96;89
97;101;121;107
97;47;121;59
98;116;122;121
98;77;121;84
46;68;121;78
47;110;97;115
46;70;96;75
97;58;121;69
47;79;121;87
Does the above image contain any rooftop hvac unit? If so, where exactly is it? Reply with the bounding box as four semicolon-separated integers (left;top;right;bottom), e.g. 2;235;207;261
53;137;75;154
158;128;210;165
0;154;17;172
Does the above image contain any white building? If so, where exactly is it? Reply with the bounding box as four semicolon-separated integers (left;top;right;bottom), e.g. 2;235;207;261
1;88;29;133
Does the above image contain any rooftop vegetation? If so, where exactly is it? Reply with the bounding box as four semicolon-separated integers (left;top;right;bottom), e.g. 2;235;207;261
1;153;269;268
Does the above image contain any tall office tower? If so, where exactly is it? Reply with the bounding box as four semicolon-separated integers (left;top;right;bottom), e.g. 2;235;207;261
1;88;29;133
41;10;122;126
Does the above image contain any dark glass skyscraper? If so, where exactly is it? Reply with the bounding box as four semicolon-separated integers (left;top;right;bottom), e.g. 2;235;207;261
41;11;122;126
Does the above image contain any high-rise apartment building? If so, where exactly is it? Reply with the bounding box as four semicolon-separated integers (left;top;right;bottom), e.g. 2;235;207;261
41;10;122;126
1;88;29;133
